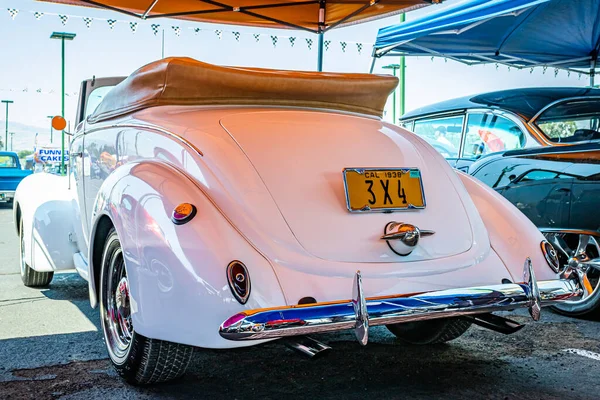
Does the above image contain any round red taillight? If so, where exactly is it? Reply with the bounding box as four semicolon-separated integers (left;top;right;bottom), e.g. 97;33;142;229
541;240;561;273
227;261;250;304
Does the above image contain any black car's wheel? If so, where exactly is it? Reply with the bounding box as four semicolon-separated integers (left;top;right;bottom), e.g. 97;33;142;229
386;318;472;345
100;228;193;385
544;231;600;318
19;219;53;287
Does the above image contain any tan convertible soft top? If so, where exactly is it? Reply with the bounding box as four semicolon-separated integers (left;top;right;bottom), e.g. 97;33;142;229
89;57;398;122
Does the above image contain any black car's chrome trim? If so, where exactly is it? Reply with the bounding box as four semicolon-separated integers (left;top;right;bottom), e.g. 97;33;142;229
402;110;467;127
502;142;600;157
540;228;600;238
454;110;469;165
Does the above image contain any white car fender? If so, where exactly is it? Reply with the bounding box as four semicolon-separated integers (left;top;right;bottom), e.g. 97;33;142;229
13;173;77;272
457;171;558;282
87;160;286;348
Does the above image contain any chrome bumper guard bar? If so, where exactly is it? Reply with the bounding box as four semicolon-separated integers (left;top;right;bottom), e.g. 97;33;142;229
219;258;582;345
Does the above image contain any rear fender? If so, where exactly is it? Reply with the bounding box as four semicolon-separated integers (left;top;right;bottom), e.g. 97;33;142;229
457;172;558;282
13;173;77;272
88;160;286;348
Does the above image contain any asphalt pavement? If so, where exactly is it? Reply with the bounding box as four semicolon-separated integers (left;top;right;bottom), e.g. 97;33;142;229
1;202;599;400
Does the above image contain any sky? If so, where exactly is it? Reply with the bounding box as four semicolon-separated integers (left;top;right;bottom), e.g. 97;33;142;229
0;0;589;150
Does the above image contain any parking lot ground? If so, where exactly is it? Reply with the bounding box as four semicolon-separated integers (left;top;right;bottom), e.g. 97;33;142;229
1;202;599;400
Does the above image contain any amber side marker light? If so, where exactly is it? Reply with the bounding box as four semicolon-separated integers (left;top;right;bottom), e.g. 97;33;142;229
227;261;251;304
172;203;197;225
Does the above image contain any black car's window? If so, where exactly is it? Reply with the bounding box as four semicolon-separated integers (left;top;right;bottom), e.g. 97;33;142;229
462;113;526;159
536;99;600;143
516;170;573;182
0;155;17;168
412;115;463;158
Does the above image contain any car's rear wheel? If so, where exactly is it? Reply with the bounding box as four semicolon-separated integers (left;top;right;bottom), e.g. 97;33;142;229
100;228;193;385
544;231;600;318
19;219;53;287
386;318;472;345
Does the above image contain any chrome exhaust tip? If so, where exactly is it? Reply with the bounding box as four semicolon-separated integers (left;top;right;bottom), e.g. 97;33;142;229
283;336;331;359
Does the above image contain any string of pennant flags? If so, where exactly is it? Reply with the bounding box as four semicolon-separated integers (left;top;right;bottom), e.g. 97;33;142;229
4;7;583;80
5;7;371;54
426;56;587;80
0;87;79;96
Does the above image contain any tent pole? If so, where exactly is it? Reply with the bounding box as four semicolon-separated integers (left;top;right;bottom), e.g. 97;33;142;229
317;32;324;71
392;68;397;123
591;59;597;87
317;0;325;71
161;29;165;59
398;13;406;119
369;57;376;73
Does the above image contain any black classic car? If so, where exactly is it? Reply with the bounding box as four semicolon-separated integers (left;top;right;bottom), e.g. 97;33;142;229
469;144;600;318
401;87;600;318
400;87;600;171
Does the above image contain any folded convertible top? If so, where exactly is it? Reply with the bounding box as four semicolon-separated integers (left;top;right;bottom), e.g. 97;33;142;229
88;57;398;122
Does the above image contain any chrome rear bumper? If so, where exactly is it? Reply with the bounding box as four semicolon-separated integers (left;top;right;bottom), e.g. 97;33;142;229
219;258;582;344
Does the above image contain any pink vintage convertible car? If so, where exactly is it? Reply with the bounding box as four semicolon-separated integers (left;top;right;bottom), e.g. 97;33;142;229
14;58;582;385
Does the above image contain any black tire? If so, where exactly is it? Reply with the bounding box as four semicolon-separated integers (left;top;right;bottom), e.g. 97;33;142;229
99;228;193;385
386;318;472;345
551;290;600;319
19;219;53;287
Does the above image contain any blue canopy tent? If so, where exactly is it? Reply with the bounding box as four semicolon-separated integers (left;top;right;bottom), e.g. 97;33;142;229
372;0;600;85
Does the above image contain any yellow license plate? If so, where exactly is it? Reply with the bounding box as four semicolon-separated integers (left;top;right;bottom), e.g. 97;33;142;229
343;168;426;212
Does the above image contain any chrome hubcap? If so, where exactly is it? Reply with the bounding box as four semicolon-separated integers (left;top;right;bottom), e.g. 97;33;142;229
103;247;133;362
115;277;132;340
544;231;600;304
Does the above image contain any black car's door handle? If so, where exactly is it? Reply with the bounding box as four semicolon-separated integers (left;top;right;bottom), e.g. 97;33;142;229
556;188;571;193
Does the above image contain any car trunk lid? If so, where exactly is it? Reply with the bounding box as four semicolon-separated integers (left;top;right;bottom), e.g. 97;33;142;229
220;110;474;263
